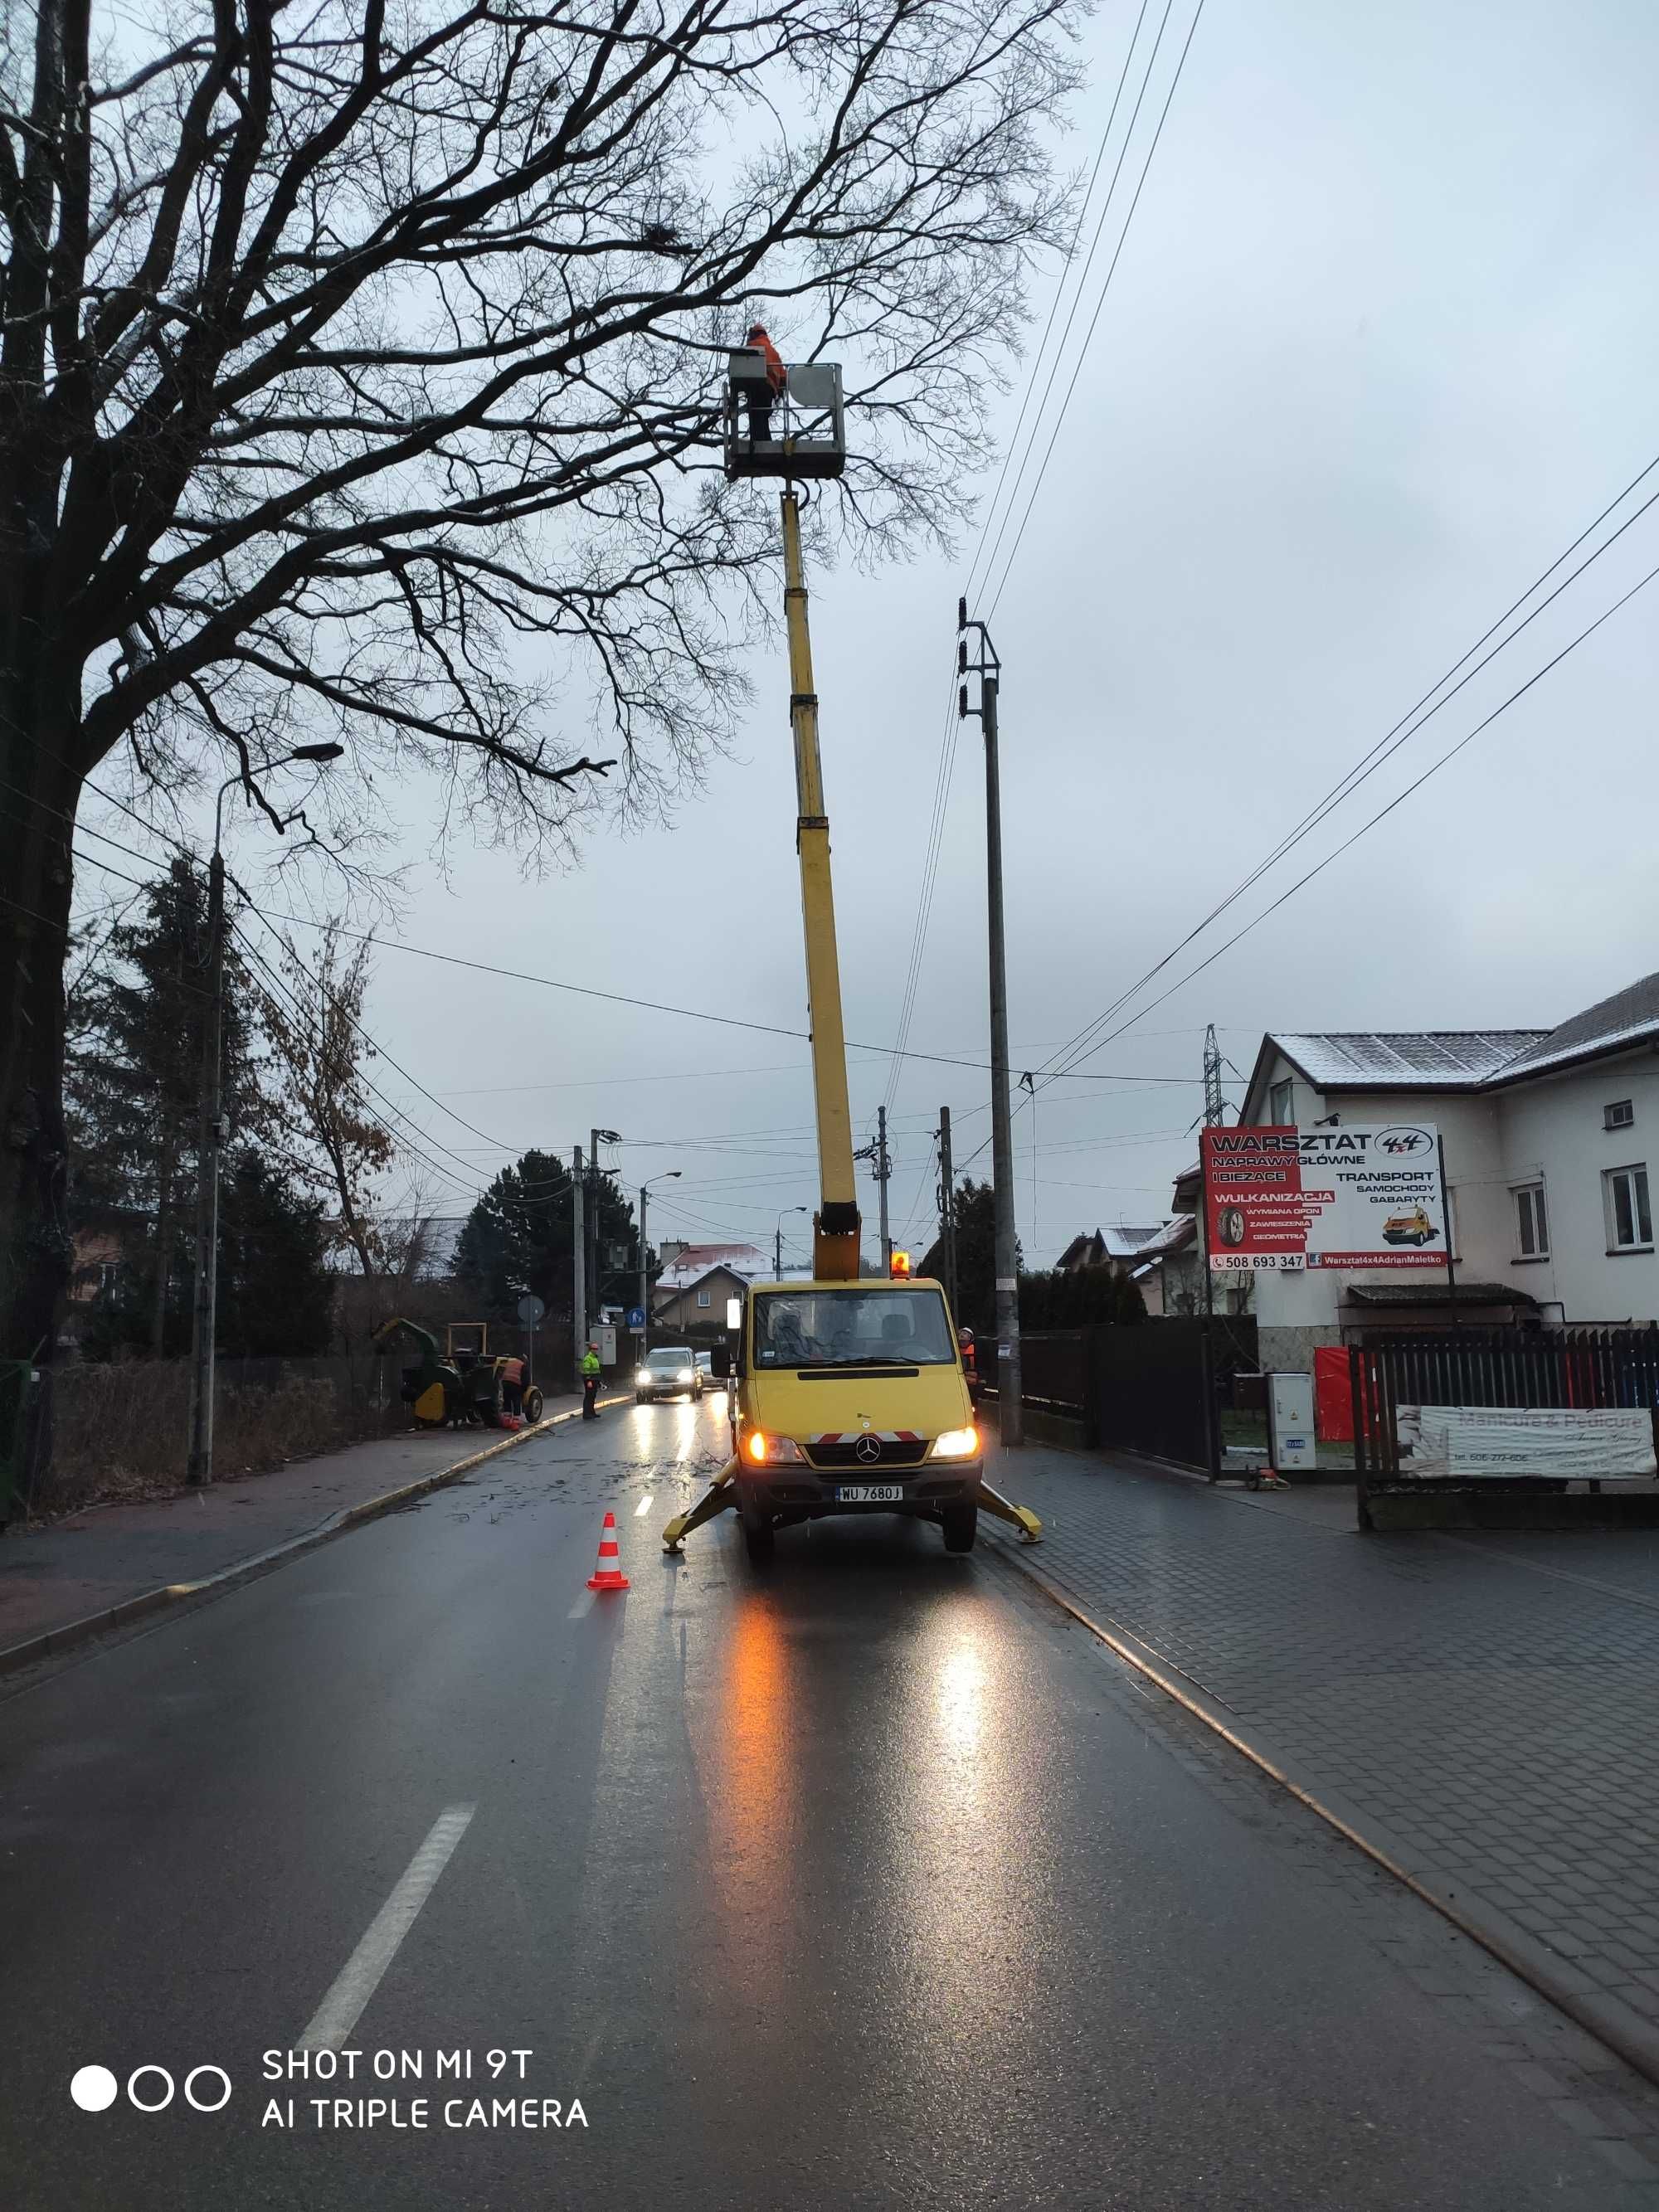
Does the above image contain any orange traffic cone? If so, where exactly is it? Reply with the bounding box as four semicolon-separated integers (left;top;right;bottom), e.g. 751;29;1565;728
586;1510;630;1592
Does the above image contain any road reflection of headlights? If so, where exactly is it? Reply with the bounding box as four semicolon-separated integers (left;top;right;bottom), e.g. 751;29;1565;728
931;1427;979;1460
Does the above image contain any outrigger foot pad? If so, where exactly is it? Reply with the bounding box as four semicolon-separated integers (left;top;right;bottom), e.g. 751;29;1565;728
974;1480;1043;1544
662;1456;742;1553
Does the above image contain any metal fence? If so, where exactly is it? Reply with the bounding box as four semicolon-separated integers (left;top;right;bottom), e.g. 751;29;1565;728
1351;1327;1659;1480
986;1318;1258;1470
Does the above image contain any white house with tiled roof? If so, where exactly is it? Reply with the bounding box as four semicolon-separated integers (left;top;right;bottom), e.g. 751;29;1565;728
1184;973;1659;1370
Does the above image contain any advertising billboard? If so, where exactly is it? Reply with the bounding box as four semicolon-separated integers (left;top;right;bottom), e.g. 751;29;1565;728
1201;1123;1447;1271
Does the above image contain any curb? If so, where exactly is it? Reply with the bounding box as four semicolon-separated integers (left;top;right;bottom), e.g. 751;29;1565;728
0;1395;627;1683
987;1530;1659;2098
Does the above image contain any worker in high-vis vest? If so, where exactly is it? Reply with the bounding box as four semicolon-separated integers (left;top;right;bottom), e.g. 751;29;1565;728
581;1342;602;1421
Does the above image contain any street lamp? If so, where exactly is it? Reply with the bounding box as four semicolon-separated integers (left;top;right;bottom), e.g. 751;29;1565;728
638;1172;682;1356
186;745;345;1486
775;1205;808;1277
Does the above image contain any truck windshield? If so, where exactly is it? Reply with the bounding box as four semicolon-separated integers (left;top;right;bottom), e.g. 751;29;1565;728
752;1288;956;1369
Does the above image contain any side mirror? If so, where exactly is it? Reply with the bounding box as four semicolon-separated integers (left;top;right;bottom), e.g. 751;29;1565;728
711;1342;732;1379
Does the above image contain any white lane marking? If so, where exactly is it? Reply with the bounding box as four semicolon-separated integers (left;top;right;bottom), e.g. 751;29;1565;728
567;1589;595;1620
299;1804;476;2049
634;1493;654;1518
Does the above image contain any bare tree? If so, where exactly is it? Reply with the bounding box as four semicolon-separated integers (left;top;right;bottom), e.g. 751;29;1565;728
0;0;1078;1378
258;921;395;1275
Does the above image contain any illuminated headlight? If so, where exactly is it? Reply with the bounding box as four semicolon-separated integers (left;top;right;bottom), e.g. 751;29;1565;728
931;1426;980;1461
678;1368;695;1383
745;1431;803;1466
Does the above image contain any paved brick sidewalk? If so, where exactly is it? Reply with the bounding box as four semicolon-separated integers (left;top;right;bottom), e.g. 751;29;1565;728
0;1404;591;1655
982;1440;1659;2082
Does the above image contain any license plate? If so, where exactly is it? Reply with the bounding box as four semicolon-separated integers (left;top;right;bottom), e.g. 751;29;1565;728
834;1484;904;1504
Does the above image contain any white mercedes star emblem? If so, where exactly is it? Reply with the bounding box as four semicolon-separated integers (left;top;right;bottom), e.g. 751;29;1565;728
854;1435;883;1465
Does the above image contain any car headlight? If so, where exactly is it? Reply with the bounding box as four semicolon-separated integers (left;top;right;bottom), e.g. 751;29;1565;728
744;1431;803;1466
931;1426;980;1461
635;1369;649;1384
678;1369;695;1383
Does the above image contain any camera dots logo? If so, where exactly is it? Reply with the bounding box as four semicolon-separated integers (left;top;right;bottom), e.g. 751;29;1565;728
71;2064;231;2115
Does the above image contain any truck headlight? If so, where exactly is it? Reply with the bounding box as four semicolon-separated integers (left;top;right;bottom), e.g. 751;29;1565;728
931;1426;979;1461
745;1431;803;1466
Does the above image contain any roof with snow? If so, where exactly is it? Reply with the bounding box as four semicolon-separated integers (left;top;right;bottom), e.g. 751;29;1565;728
1270;1032;1548;1089
1058;1224;1176;1268
1491;971;1659;1085
653;1242;770;1294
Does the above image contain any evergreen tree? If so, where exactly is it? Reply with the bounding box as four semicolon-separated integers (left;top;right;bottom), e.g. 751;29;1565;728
66;859;273;1353
1018;1264;1147;1330
214;1151;335;1358
454;1152;635;1320
919;1178;1010;1337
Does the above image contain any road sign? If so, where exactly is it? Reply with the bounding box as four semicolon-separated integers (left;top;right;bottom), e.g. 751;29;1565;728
625;1305;645;1330
517;1293;546;1325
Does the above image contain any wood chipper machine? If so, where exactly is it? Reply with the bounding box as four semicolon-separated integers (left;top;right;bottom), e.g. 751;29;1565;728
372;1318;544;1430
661;355;1040;1560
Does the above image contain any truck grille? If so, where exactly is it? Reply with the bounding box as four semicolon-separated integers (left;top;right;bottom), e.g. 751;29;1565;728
804;1440;929;1471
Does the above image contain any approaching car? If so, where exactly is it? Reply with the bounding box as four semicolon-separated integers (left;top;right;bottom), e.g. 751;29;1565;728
636;1346;703;1402
694;1351;717;1383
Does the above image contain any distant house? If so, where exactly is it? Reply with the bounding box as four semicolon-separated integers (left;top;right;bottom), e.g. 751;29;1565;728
1187;968;1659;1371
650;1241;770;1330
1056;1224;1173;1276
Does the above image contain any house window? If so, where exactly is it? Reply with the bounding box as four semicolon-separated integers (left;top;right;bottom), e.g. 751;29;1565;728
1268;1078;1294;1126
696;1289;711;1307
1605;1099;1635;1130
1603;1164;1653;1252
1513;1184;1549;1259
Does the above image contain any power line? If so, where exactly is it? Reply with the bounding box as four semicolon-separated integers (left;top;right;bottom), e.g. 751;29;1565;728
1038;549;1659;1096
880;0;1200;1120
984;0;1208;616
1024;449;1659;1087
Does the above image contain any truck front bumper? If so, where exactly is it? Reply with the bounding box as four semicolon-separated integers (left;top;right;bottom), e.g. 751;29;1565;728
740;1462;983;1517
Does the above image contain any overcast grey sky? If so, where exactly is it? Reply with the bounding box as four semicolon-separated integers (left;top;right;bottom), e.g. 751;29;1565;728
105;0;1659;1271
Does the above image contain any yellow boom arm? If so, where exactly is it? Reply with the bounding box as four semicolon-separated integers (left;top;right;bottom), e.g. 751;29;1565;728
782;489;860;1280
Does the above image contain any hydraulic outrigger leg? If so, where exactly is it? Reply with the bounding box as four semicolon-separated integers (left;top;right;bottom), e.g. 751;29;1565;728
662;1455;740;1553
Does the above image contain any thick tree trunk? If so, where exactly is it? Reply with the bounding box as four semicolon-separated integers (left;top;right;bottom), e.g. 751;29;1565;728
0;659;82;1417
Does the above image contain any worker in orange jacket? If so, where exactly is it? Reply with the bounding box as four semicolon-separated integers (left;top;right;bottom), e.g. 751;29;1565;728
744;323;786;442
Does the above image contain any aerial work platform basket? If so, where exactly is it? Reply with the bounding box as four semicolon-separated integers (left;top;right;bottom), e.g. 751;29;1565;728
723;352;846;480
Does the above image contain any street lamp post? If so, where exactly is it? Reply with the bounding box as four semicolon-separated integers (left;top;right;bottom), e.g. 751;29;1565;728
638;1171;681;1359
186;745;344;1487
775;1205;807;1277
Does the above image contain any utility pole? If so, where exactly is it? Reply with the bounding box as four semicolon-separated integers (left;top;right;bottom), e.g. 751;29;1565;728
588;1127;620;1330
187;742;343;1486
184;848;225;1488
958;602;1021;1446
937;1106;958;1315
639;1170;681;1360
854;1111;893;1273
1199;1023;1224;1484
572;1144;586;1393
876;1105;892;1274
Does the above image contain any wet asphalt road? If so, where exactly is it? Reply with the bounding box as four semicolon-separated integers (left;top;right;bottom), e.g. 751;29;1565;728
0;1395;1642;2210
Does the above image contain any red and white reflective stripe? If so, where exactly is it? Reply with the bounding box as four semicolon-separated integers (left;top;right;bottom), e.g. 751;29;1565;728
809;1430;924;1445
